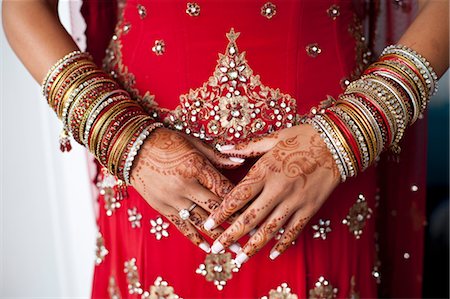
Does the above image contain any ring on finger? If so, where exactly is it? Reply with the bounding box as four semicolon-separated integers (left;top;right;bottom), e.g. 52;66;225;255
179;203;197;220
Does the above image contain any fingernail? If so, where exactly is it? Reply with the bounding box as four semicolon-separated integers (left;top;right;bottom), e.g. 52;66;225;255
211;241;224;254
269;250;280;260
204;218;215;231
229;157;245;163
229;243;242;254
235;252;249;266
249;228;258;236
199;242;211;253
219;144;235;152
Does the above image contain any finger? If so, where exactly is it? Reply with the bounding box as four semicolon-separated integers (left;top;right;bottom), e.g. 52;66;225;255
164;209;212;253
218;126;303;158
185;185;241;223
210;188;279;254
173;200;243;254
204;165;266;231
196;158;235;198
269;211;311;260
235;205;292;265
184;134;245;169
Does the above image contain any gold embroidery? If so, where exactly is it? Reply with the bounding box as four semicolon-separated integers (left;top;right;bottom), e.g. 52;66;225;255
261;283;298;299
96;232;109;265
165;28;298;146
137;4;147;19
150;216;170;240
186;3;200;17
348;276;360;299
128;207;142;228
306;43;322;58
312;219;331;240
195;252;239;290
342;194;372;239
103;10;158;116
108;276;121;299
142;277;181;299
327;5;340;20
124;258;143;295
347;15;372;81
309;276;338;299
97;169;123;216
152;40;166;55
261;2;277;19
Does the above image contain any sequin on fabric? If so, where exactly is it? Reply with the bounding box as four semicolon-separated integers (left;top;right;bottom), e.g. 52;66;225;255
261;282;298;299
196;252;240;290
309;276;338;299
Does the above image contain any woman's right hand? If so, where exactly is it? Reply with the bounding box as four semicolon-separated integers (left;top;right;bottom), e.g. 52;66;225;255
130;128;241;253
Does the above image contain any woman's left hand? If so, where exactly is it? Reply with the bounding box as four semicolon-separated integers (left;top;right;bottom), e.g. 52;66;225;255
203;123;341;265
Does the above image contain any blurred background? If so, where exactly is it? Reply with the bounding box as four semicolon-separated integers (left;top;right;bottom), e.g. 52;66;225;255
0;1;448;298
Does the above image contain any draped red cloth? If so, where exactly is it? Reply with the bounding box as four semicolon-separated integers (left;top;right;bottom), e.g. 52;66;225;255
80;1;426;298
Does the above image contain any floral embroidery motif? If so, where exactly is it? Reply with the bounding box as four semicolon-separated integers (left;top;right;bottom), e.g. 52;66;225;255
309;276;338;299
348;276;360;299
165;28;298;146
327;5;340;20
152;40;166;55
342;194;372;239
196;252;239;290
347;15;372;82
150;217;170;240
128;207;143;228
124;258;143;295
142;277;181;299
108;276;121;299
137;4;147;19
261;2;277;19
312;219;331;240
261;283;298;299
123;23;131;34
306;43;322;58
97;169;125;216
186;3;200;17
96;232;109;265
103;9;158;116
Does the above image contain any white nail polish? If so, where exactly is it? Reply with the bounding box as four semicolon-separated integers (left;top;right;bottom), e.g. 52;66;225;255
204;218;215;231
199;242;211;253
269;250;280;260
229;243;242;254
235;252;249;266
211;241;224;254
249;228;258;236
229;157;245;163
219;144;235;152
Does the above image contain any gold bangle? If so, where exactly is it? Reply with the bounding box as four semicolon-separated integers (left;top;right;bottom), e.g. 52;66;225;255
49;60;96;106
321;113;358;174
108;116;152;176
89;101;139;154
58;70;106;118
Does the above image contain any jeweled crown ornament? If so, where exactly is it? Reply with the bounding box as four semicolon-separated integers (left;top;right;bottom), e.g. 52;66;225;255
167;28;299;145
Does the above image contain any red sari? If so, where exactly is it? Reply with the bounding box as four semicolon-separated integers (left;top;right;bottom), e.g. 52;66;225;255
82;1;427;298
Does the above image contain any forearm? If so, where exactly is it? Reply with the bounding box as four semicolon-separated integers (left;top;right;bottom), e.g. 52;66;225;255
2;0;78;82
398;0;449;77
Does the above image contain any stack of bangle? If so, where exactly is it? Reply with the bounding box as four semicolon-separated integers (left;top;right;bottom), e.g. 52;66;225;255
42;50;163;184
310;44;438;182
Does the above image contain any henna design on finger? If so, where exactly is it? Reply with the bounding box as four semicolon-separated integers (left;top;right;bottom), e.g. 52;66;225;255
242;207;290;257
166;214;204;246
273;216;310;254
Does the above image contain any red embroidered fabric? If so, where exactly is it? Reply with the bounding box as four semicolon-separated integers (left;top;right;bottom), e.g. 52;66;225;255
81;1;426;298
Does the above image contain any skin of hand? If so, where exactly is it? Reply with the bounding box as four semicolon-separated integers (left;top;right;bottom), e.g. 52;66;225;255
130;127;246;254
203;124;340;264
